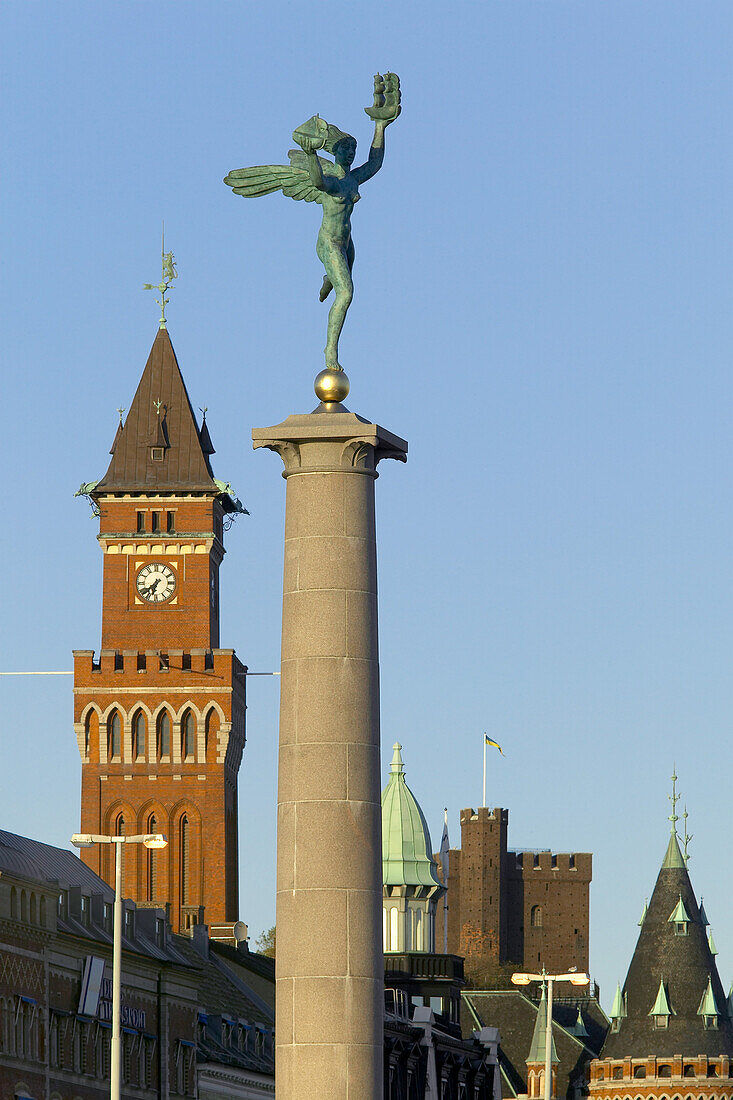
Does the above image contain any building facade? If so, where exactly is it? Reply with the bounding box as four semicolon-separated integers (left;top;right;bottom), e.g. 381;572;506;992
74;327;248;934
435;807;591;979
0;828;275;1100
380;744;503;1100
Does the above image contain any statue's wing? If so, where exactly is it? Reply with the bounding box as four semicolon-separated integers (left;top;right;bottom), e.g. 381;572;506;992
224;164;322;203
287;149;340;178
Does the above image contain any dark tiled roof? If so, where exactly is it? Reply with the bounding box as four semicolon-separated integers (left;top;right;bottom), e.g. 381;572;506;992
0;840;50;883
95;329;218;493
0;828;114;897
602;833;733;1059
174;939;273;1027
463;991;607;1100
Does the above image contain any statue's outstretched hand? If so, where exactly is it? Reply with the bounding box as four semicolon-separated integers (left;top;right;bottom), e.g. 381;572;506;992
293;114;328;154
365;72;401;124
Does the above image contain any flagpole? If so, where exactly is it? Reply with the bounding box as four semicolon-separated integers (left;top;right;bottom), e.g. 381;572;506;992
443;807;448;954
482;735;487;808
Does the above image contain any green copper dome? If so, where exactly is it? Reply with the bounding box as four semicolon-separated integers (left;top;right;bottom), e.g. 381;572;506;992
382;743;443;888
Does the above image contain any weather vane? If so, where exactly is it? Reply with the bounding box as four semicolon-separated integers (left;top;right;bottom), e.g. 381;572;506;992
682;805;693;864
668;767;679;836
116;407;125;424
224;72;401;399
144;228;177;329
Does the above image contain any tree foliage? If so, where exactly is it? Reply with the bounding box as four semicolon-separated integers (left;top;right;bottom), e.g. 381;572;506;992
255;925;276;958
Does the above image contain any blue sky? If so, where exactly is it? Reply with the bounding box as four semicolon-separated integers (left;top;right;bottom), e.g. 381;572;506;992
2;1;732;1007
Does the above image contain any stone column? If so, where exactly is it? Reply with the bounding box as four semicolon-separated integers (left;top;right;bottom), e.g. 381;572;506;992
253;399;407;1099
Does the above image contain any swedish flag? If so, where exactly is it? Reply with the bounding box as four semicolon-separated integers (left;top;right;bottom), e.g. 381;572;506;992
484;735;504;756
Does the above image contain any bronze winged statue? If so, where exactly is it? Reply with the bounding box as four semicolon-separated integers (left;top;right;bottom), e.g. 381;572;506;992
224;73;401;372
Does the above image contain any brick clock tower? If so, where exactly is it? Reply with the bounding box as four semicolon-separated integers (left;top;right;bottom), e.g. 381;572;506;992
74;327;248;936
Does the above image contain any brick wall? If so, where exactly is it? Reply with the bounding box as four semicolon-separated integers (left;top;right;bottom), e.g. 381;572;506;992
435;807;592;977
75;490;246;933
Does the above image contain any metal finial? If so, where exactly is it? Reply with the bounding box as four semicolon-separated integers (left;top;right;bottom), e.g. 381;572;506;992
116;407;125;425
668;767;679;836
682;805;693;865
143;225;177;329
199;406;208;421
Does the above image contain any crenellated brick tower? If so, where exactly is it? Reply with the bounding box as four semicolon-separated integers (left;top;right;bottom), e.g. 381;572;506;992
74;327;248;935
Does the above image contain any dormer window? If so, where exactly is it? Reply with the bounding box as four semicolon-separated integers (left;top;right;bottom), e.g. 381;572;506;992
698;977;721;1029
668;894;691;936
649;978;674;1028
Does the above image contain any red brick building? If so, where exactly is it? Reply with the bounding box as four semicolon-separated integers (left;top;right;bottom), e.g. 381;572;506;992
74;327;248;934
435;807;591;977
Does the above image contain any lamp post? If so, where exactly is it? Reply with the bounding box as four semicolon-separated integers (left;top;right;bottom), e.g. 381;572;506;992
511;967;589;1100
71;832;167;1100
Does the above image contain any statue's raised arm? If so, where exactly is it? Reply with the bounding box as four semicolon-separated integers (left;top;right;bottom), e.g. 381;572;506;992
224;73;401;375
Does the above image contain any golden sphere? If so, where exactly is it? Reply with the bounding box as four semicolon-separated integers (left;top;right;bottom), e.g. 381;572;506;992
314;367;350;404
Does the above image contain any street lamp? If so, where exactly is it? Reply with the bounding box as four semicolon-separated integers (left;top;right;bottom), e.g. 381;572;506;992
511;967;589;1100
71;832;167;1100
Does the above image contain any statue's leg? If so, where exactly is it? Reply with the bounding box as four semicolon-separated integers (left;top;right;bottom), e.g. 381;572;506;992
320;243;353;370
320;239;353;303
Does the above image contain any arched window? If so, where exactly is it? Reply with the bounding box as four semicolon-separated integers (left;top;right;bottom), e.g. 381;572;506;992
84;712;92;757
39;897;46;927
633;1066;646;1079
10;887;17;920
30;894;36;924
132;711;146;759
157;711;171;759
108;711;121;759
531;905;543;928
382;908;387;949
415;908;423;951
148;815;158;902
683;1067;696;1078
180;815;190;906
390;907;399;951
659;1066;672;1078
182;711;195;760
21;891;28;922
115;813;125;836
613;1068;623;1080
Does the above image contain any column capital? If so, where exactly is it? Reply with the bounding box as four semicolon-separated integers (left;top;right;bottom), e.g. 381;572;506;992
252;409;407;477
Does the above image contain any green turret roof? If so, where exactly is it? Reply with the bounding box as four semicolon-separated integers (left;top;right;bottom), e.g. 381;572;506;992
381;744;443;889
649;979;674;1017
567;1008;588;1039
708;931;718;956
668;894;692;924
661;831;685;869
638;899;648;927
526;985;559;1065
698;977;722;1018
610;982;626;1020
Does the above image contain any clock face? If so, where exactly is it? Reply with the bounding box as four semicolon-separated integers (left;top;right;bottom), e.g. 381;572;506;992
136;562;177;604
